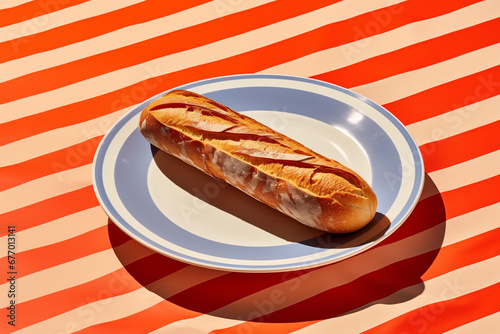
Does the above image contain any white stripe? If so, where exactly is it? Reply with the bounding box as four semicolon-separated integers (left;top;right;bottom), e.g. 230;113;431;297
441;202;500;248
0;0;30;9
427;150;500;195
0;108;127;167
420;151;500;200
0;249;119;307
13;264;227;333
0;0;145;43
151;203;500;332
151;316;243;334
292;255;500;334
0;164;92;215
351;42;500;105
72;266;227;333
407;94;500;146
111;238;156;267
13;287;164;334
418;148;500;202
0;0;405;123
0;238;153;308
0;207;106;253
444;312;500;334
261;0;500;79
145;265;228;299
0;0;274;83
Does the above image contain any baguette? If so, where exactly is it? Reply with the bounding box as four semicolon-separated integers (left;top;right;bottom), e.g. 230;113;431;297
139;90;377;233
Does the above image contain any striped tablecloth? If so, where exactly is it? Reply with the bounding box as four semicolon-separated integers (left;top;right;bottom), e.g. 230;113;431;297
1;0;499;333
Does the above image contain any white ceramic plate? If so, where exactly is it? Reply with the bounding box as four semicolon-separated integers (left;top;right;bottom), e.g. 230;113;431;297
92;74;424;272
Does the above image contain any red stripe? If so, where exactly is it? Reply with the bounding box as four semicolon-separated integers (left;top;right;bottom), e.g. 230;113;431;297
0;93;123;146
12;268;141;330
0;186;98;236
364;282;500;334
422;228;500;281
0;0;90;28
427;284;500;333
313;17;500;88
120;252;190;287
167;269;313;315
12;251;188;330
383;65;500;125
211;322;316;334
107;218;134;248
0;0;343;104
254;252;438;323
380;173;500;246
0;0;482;146
73;300;200;334
0;0;341;146
0;136;102;191
440;174;500;219
4;217;188;285
0;225;109;278
0;0;210;62
214;228;500;333
378;190;446;245
420;121;500;173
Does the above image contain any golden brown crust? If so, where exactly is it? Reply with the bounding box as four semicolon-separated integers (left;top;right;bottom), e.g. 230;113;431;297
139;90;377;233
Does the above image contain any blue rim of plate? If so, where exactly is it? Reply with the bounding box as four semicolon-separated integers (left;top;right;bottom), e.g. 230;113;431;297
92;74;424;272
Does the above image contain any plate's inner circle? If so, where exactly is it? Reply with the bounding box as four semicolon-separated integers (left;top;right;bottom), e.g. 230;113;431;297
147;110;372;248
95;74;424;272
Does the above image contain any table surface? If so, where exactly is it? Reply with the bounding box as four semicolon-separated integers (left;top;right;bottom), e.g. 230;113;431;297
1;0;499;333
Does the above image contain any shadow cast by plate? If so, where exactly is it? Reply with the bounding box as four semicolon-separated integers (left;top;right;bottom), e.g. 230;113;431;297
152;147;389;249
108;168;445;323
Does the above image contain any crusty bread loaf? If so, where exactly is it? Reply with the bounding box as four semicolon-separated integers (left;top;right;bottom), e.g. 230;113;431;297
139;90;377;233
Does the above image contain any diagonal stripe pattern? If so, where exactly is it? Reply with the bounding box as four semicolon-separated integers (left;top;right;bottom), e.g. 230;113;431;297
1;0;499;333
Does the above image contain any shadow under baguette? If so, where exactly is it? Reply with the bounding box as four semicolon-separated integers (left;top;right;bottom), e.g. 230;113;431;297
107;170;446;323
152;146;389;249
